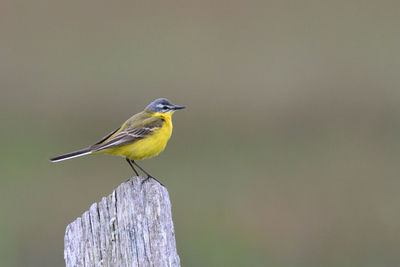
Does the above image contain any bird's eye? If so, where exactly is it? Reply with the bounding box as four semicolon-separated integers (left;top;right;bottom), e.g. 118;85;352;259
163;106;169;110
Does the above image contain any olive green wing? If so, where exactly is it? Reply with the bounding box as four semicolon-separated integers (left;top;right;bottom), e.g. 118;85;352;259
90;115;164;152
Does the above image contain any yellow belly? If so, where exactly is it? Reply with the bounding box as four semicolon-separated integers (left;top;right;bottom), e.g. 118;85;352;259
100;120;172;161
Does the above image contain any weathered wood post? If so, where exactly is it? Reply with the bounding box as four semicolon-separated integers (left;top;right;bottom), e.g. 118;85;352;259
64;176;180;267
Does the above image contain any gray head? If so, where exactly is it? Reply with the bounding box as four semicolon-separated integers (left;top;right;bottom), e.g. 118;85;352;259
145;98;185;113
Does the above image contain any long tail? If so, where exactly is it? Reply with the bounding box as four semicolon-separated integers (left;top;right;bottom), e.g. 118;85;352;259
50;148;92;162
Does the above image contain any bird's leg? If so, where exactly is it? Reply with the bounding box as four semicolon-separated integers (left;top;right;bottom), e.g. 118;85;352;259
126;158;139;176
130;160;165;187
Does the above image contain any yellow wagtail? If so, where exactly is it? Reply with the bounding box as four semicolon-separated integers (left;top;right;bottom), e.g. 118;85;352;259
50;98;185;185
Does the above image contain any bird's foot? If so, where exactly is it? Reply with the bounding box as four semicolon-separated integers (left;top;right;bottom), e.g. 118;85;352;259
141;175;165;187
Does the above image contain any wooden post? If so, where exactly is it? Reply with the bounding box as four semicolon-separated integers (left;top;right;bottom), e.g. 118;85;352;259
64;177;181;267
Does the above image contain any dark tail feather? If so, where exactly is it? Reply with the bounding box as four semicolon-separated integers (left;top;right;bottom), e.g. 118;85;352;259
50;148;92;162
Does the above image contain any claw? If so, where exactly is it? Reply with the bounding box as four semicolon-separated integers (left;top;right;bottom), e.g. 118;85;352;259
141;176;165;187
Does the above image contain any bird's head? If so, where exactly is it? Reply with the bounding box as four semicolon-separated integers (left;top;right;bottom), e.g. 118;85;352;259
145;98;185;113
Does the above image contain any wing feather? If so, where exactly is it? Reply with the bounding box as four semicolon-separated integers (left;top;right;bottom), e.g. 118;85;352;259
93;127;121;145
90;116;164;152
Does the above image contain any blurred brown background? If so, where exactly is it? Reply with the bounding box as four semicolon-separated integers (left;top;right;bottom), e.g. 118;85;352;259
1;0;400;266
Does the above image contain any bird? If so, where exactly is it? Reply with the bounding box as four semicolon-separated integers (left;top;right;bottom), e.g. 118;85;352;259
50;98;185;186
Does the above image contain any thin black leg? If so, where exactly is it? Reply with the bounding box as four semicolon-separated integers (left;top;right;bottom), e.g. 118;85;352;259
126;158;139;176
130;160;164;186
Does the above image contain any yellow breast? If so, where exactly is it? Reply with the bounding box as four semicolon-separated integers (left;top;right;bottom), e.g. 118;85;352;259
104;113;173;161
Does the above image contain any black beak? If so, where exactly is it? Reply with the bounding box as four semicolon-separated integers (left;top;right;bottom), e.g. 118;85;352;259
173;105;185;110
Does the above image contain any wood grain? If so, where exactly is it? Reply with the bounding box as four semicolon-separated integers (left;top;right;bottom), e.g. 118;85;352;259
64;177;180;267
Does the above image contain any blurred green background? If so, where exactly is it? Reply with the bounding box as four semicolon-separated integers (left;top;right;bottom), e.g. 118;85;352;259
1;0;400;266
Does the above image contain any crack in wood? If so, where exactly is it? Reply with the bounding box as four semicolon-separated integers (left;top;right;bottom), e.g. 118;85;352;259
64;176;180;267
